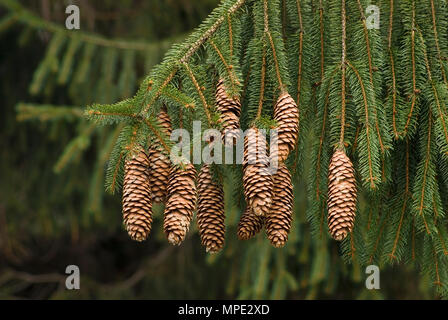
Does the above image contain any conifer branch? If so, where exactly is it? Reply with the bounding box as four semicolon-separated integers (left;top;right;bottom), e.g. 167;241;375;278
356;0;374;83
437;227;448;255
339;0;347;149
138;0;246;118
143;118;171;155
419;31;448;154
388;0;399;139
388;139;410;261
430;0;448;85
256;47;267;121
0;0;182;51
109;152;124;193
316;81;331;236
290;0;304;174
369;212;389;264
351;125;360;153
433;248;442;287
315;66;340;204
295;0;304;103
209;39;240;92
416;113;433;235
403;0;418;136
319;0;325;81
180;0;245;63
227;14;234;57
141;70;178;116
183;62;213;127
281;0;287;41
263;0;285;91
355;0;385;155
267;32;285;90
347;61;377;189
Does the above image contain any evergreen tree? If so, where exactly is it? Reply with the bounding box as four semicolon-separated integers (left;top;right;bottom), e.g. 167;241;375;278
86;0;448;296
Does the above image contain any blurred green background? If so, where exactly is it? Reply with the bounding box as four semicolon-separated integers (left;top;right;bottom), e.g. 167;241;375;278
0;0;437;299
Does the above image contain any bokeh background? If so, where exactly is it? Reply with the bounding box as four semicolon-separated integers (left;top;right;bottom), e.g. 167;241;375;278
0;0;437;299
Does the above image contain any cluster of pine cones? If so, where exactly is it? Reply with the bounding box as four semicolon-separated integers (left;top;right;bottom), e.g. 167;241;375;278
122;79;357;253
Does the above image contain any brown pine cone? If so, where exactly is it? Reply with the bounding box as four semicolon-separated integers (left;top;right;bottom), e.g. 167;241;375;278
237;208;264;240
122;148;153;242
216;78;241;145
197;164;226;253
265;163;293;248
148;107;172;203
163;163;197;245
272;92;299;163
243;127;273;216
327;149;357;241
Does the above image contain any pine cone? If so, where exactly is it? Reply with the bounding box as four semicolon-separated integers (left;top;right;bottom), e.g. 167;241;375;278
237;208;264;240
122;149;153;242
216;79;241;145
148;107;172;203
163;163;197;245
265;163;293;248
327;150;357;241
197;164;226;253
243;127;273;216
272;92;299;163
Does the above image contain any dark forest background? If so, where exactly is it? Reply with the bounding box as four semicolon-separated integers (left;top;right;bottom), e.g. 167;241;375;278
0;0;436;299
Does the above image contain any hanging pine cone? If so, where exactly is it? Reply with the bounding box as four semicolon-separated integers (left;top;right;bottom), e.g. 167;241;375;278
163;163;197;245
148;107;173;203
272;92;299;163
122;148;153;242
327;149;357;241
237;208;264;240
265;163;293;248
197;164;226;253
243;127;273;216
216;78;241;145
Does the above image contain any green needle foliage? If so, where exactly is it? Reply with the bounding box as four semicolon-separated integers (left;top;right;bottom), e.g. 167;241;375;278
3;0;448;299
85;0;448;296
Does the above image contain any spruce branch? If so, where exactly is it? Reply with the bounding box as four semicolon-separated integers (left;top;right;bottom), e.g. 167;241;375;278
267;32;285;90
355;0;385;155
0;0;183;51
430;0;448;86
388;0;400;139
179;0;246;64
227;14;234;57
347;61;380;189
183;62;213;128
339;0;347;149
263;0;288;92
418;30;448;158
403;0;419;136
256;46;267;121
143;117;172;156
387;139;411;262
16;103;83;122
307;64;340;238
319;0;325;81
414;112;434;235
139;0;246;117
160;84;197;110
209;39;241;93
295;0;304;103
